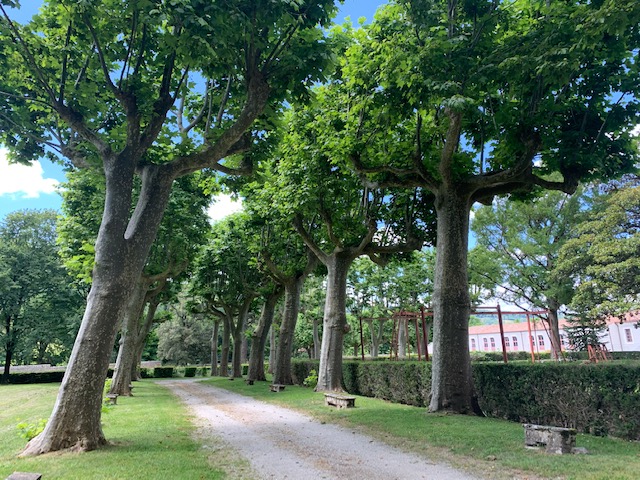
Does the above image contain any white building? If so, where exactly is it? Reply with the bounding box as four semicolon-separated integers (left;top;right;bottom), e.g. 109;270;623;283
467;316;640;354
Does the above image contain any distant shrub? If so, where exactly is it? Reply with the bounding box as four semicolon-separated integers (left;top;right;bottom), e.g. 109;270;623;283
5;371;65;384
184;367;197;377
153;367;174;378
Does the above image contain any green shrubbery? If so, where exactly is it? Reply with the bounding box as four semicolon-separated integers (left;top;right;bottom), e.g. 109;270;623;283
153;366;174;378
292;359;640;440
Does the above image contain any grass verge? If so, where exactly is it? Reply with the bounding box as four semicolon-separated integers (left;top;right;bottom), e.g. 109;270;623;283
204;377;640;480
0;380;250;480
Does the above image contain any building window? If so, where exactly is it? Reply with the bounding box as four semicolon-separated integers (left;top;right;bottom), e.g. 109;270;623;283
560;335;567;346
471;338;476;351
490;337;496;351
483;338;488;351
538;335;545;348
625;328;633;343
512;336;519;350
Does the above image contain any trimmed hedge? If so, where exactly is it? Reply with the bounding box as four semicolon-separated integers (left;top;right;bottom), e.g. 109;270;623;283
291;359;640;440
3;370;65;384
474;363;640;440
153;366;174;378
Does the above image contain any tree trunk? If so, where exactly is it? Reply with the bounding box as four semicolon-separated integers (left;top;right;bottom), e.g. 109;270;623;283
273;277;304;385
240;316;249;364
547;300;563;360
429;190;475;414
2;320;14;384
268;322;276;374
248;287;283;382
316;254;353;392
220;316;230;377
397;318;407;359
21;164;174;455
131;296;162;381
230;299;253;378
110;280;147;396
210;319;220;377
312;317;321;360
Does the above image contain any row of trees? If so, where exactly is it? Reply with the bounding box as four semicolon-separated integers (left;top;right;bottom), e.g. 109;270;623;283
0;0;638;456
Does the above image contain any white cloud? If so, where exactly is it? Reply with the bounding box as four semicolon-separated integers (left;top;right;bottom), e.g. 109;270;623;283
0;148;59;198
632;124;640;136
207;194;243;222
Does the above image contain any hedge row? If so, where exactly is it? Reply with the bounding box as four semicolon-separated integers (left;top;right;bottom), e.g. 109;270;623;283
3;366;211;384
292;359;640;440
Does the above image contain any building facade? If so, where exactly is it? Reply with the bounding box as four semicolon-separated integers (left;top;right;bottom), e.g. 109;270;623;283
467;317;640;354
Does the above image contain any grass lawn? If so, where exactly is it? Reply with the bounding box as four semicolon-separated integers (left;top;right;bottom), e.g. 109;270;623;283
0;380;251;480
204;377;640;480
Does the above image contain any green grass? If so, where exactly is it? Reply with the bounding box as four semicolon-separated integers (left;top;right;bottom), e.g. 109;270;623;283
204;377;640;480
0;381;250;480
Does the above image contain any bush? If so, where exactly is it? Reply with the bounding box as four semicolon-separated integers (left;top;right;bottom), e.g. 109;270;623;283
474;362;640;440
153;367;174;378
200;366;210;376
139;368;152;378
5;371;65;384
291;359;640;440
184;367;197;377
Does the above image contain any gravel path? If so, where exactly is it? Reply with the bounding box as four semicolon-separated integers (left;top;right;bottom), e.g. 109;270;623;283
162;379;479;480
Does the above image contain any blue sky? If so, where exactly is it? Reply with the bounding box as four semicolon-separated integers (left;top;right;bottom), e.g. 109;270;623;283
0;1;386;221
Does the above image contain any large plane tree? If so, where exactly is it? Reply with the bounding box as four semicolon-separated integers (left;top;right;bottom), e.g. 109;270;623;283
0;0;337;454
343;0;640;412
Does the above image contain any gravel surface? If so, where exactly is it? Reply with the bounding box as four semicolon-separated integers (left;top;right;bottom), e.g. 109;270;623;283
162;379;479;480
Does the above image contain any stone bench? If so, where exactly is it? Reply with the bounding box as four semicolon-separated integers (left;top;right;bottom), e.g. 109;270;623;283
270;384;285;392
324;393;356;409
6;473;43;480
105;393;118;405
523;423;577;454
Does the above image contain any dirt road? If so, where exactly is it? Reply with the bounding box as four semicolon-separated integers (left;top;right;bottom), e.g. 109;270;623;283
162;379;479;480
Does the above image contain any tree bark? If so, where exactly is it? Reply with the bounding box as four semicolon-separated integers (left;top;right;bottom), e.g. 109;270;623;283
110;280;147;396
273;277;304;385
230;298;254;378
248;287;283;382
131;295;162;381
315;254;353;392
220;316;231;377
2;319;14;384
210;319;220;376
268;321;276;374
21;163;174;455
397;317;407;359
429;190;476;414
312;317;321;360
547;300;563;360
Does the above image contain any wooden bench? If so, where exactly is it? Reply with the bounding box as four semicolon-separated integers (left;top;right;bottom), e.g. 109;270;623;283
324;393;356;409
270;384;285;392
523;423;577;454
105;393;118;405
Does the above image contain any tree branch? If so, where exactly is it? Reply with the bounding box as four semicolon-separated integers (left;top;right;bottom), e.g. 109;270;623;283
292;214;329;264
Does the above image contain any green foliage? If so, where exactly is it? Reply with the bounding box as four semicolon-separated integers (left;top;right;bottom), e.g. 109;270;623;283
155;300;212;365
16;418;47;441
471;190;582;310
0;210;83;376
302;369;318;388
2;370;65;384
474;363;640;440
559;184;640;321
153;367;174;378
184;367;197;377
